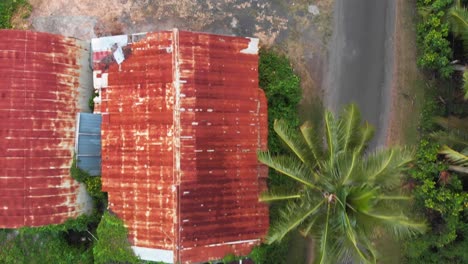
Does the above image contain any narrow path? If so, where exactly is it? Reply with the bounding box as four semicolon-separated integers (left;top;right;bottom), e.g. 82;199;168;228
324;0;396;149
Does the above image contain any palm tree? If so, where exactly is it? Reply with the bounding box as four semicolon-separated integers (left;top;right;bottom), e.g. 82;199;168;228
258;104;426;264
447;0;468;99
432;116;468;174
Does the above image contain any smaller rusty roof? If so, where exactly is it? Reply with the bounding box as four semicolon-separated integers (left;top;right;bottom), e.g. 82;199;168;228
0;30;93;228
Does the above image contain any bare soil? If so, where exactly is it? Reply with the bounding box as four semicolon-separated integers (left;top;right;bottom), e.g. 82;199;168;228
386;0;424;146
15;0;334;101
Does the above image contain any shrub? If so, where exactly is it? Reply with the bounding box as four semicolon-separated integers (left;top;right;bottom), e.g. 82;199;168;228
404;139;468;263
416;0;454;78
0;214;99;264
249;49;302;263
93;211;139;264
258;48;301;155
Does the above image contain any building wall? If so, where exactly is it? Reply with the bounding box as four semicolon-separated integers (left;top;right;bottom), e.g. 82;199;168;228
0;30;92;228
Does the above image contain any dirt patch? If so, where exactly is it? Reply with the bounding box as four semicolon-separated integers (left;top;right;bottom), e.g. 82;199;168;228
25;0;333;104
386;0;425;146
10;3;32;30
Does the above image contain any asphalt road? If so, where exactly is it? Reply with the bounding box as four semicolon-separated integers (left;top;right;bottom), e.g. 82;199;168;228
324;0;396;149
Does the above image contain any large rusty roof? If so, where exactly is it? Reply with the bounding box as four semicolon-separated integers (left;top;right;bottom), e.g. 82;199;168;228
0;30;91;228
98;29;268;263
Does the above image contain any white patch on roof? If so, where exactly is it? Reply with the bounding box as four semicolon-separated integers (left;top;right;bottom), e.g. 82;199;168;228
113;46;125;64
131;246;173;263
240;37;259;54
91;34;128;52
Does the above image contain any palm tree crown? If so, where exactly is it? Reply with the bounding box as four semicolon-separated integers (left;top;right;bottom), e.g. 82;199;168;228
432;116;468;173
258;104;425;264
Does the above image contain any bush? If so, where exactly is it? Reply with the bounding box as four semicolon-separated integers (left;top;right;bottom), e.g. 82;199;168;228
404;139;468;263
403;81;468;263
249;49;302;263
71;157;107;203
93;211;139;264
0;214;99;264
416;0;454;78
0;0;31;29
259;48;302;155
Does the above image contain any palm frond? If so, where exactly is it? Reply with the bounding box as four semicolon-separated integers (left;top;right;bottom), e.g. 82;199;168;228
318;202;331;264
431;130;468;149
377;195;412;201
341;153;359;184
364;148;413;188
434;116;468;131
343;212;376;264
347;186;377;213
274;119;317;169
440;145;468;166
257;151;319;189
324;110;339;166
267;199;326;243
260;190;302;202
354;122;375;155
360;211;426;239
339;104;362;152
300;121;324;170
447;4;468;54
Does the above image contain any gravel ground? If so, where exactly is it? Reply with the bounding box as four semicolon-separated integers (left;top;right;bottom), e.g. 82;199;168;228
15;0;334;100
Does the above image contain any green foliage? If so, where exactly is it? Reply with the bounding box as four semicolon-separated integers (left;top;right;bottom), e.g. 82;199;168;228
93;211;139;264
259;104;425;264
0;0;31;29
0;214;99;264
222;253;242;263
404;139;468;263
0;229;93;264
85;176;106;200
420;87;442;133
71;157;106;202
249;49;302;263
258;48;301;155
88;91;99;112
416;0;454;77
249;234;291;264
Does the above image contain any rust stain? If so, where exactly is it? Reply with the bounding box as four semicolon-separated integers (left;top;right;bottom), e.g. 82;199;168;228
98;30;268;263
0;30;88;228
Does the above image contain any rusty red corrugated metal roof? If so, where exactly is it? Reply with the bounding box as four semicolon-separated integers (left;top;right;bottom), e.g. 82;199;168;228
0;30;91;228
99;29;268;263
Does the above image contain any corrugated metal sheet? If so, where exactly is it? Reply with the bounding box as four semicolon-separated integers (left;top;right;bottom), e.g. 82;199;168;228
100;31;177;252
76;113;102;176
0;30;92;228
176;31;268;263
99;29;268;264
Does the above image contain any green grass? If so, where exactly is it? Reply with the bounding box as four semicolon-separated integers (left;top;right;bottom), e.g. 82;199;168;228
0;0;31;29
402;79;427;145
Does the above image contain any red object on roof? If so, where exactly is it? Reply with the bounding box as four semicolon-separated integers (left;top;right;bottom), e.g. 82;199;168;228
0;30;91;228
99;29;268;263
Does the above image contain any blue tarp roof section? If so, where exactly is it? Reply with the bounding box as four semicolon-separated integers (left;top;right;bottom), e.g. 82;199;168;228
76;113;102;176
79;113;102;134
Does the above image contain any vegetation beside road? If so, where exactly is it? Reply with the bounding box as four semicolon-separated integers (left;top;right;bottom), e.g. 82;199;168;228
248;49;303;264
400;0;468;263
0;0;31;29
